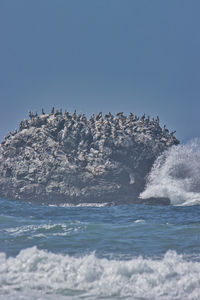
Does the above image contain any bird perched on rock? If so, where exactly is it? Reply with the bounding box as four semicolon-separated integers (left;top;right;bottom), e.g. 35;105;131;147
96;112;102;121
170;130;176;136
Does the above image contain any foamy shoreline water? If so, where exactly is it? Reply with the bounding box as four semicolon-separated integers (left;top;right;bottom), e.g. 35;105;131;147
1;194;200;299
1;247;200;300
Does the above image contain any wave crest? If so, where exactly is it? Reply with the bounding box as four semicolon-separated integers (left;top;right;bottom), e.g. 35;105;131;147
1;247;200;299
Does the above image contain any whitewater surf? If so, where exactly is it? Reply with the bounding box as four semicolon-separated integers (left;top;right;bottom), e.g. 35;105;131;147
140;139;200;206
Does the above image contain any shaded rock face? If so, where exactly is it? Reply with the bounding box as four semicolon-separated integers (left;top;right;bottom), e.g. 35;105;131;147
0;110;179;204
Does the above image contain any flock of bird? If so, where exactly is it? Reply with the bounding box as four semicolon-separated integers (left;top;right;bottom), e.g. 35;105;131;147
2;108;177;145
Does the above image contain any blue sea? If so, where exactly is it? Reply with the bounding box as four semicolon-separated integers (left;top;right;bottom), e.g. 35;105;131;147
1;140;200;299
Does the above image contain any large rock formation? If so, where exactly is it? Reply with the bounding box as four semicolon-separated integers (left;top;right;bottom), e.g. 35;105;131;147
0;109;179;204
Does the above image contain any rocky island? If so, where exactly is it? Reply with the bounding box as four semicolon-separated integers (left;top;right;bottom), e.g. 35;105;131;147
0;109;179;205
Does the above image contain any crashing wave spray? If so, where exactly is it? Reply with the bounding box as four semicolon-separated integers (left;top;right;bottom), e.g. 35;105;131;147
140;139;200;206
1;246;200;299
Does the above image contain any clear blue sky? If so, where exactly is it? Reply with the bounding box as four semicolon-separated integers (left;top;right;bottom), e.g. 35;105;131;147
0;0;200;142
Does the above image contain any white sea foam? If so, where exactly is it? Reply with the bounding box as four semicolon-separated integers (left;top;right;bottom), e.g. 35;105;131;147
48;203;109;207
134;219;146;223
0;247;200;299
4;222;83;237
140;139;200;206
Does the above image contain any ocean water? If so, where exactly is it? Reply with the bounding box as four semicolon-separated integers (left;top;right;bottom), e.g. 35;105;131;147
1;140;200;300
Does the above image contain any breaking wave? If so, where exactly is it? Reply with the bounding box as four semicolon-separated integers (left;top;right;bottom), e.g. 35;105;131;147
1;247;200;300
140;139;200;206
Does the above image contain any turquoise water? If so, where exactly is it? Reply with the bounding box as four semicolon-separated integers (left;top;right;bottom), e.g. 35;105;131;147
1;197;200;299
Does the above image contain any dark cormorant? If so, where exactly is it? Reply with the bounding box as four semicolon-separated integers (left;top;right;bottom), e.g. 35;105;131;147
55;109;60;116
72;110;77;119
96;112;102;121
170;130;176;136
116;112;124;117
29;111;33;119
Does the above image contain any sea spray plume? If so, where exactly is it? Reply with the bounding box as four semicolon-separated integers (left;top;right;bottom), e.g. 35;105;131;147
140;139;200;206
0;109;179;204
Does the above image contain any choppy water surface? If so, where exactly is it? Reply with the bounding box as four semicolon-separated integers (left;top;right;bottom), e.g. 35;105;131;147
1;198;200;299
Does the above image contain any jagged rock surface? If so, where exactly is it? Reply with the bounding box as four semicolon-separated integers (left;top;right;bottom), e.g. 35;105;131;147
0;110;179;204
